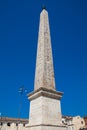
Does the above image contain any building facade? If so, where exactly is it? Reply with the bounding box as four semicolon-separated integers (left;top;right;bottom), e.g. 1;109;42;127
62;116;86;130
0;117;28;130
0;116;86;130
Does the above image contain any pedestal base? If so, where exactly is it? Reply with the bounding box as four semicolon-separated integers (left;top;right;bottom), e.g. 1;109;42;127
26;88;65;130
26;124;66;130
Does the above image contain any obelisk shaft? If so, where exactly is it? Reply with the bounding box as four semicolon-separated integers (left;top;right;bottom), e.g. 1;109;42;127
34;9;55;90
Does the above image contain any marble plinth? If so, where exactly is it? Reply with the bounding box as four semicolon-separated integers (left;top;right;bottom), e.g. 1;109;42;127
26;88;66;130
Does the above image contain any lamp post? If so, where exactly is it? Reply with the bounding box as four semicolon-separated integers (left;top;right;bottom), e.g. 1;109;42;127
18;86;27;119
17;86;27;130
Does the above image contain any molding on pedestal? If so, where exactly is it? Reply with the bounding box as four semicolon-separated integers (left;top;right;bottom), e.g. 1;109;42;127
26;124;66;128
28;87;63;101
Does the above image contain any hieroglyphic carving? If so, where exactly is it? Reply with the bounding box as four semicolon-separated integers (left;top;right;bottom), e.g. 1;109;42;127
34;9;55;90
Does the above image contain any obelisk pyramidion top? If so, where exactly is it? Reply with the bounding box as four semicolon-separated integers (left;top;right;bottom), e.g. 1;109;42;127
34;9;56;91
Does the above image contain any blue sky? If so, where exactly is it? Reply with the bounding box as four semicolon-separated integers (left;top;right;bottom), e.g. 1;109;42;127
0;0;87;118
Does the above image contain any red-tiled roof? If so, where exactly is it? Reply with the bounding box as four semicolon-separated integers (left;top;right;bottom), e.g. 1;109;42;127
0;117;28;123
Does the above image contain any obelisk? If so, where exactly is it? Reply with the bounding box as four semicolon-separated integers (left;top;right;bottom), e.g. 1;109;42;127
34;8;55;91
26;9;66;130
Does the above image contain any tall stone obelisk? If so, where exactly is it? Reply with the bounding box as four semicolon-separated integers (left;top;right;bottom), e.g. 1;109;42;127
26;9;66;130
34;8;55;91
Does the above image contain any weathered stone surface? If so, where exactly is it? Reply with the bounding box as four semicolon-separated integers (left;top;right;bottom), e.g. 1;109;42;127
34;9;55;90
26;125;66;130
28;96;62;126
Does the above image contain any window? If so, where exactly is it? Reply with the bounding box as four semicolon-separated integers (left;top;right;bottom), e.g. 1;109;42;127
81;121;83;124
1;122;3;126
7;123;10;126
23;124;25;127
16;123;18;126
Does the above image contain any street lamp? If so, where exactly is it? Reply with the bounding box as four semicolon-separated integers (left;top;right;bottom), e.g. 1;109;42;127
17;86;27;130
18;86;27;96
18;86;27;118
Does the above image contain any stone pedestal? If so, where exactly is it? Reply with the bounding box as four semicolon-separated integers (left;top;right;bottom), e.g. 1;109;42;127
26;88;66;130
